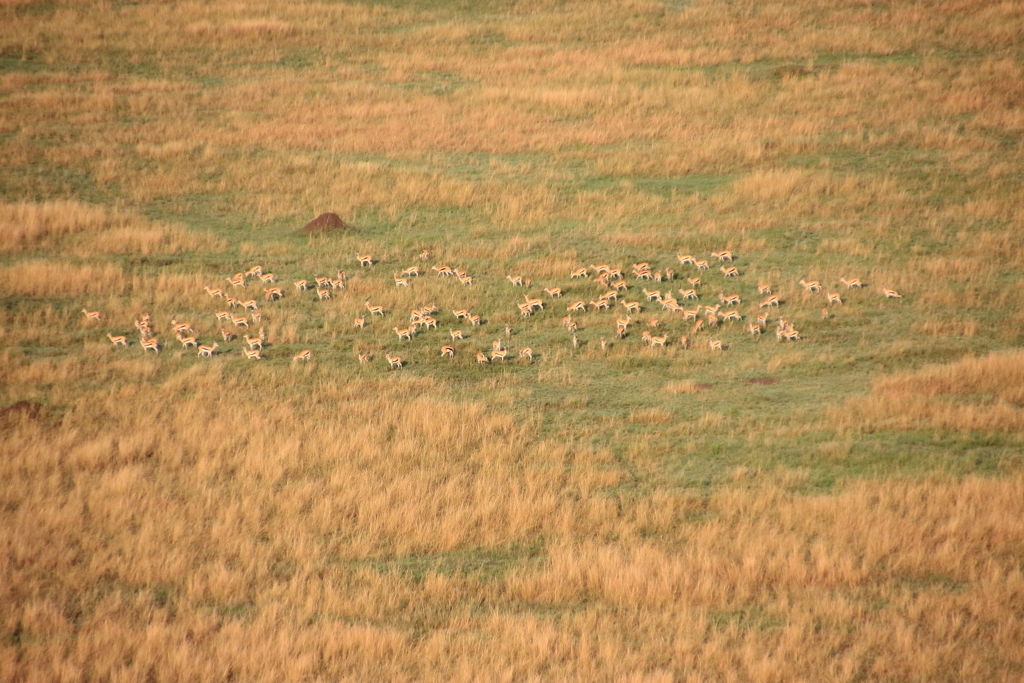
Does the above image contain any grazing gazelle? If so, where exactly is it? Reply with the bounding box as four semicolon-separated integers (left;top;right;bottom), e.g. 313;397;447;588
883;288;902;298
441;345;456;358
293;350;311;362
107;333;128;348
198;342;218;358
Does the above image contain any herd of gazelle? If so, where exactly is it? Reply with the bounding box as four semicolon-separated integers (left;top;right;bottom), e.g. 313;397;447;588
86;249;901;367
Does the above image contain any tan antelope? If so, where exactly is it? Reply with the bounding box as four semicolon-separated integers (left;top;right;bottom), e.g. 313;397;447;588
492;339;504;352
365;300;385;317
827;292;842;306
491;349;507;362
612;279;628;291
622;301;641;314
822;308;830;319
600;338;608;350
419;316;438;330
450;329;464;341
720;266;739;277
616;316;630;333
469;314;482;326
664;268;675;281
572;334;579;349
678;288;698;300
748;323;762;336
798;279;822;292
683;306;702;321
544;287;563;298
356;253;374;267
524;295;544;310
353;316;366;329
721;310;741;322
759;296;780;308
227;274;246;289
358;352;370;364
695;260;709;271
459;274;474;285
519;347;533;360
566;321;578;334
293;350;311;362
647;318;660;328
570;267;588;279
679;335;689;349
198;342;218;358
719;292;741;305
82;309;102;321
329;278;346;290
419;249;430;260
506;275;524;286
589;299;610;311
711;250;734;262
688;277;701;288
259;272;277;284
317;289;332;301
315;276;331;290
476;351;490;364
226;296;240;308
641;330;652;345
220;329;233;342
441;345;455;358
505;325;512;338
453;308;470;320
677;253;696;266
393;327;414;341
649;334;667;347
518;302;534;318
107;333;127;348
204;285;225;298
590;264;610;274
709;339;723;351
385;353;403;369
141;338;160;353
393;273;409;287
401;266;419;278
294;280;309;292
243;348;262;360
232;316;249;328
240;300;258;311
642;288;661;301
839;277;863;289
178;334;198;349
244;335;263;350
693;319;705;334
264;287;283;301
756;313;768;328
567;301;586;312
883;288;902;298
432;265;454;277
245;265;263;279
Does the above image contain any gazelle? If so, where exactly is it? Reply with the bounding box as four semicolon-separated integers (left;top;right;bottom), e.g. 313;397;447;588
401;266;419;278
227;274;246;289
358;352;370;364
664;268;674;281
459;274;474;285
393;327;414;341
589;299;610;311
107;333;127;348
524;295;544;310
317;289;332;300
693;319;705;334
293;350;311;362
419;316;438;330
353;316;366;329
759;296;780;308
251;310;261;324
492;339;504;352
518;302;534;318
756;313;768;328
683;306;702;321
259;272;277;284
719;292;740;305
82;309;101;321
232;316;249;328
798;279;822;292
245;265;263;279
566;320;578;333
883;288;902;298
365;301;385;317
695;260;709;271
506;275;524;286
827;292;842;306
244;335;263;350
748;323;762;336
264;287;283;301
356;253;373;267
612;279;628;291
642;288;661;301
441;345;455;358
709;339;723;351
567;301;586;313
622;301;641;314
505;325;512;338
616;316;630;333
141;338;160;353
647;318;660;328
453;308;470;320
450;329;464;341
590;264;610;274
839;277;863;289
240;300;258;311
220;329;233;342
641;330;652;345
678;288;698;300
226;296;240;308
198;342;218;358
822;308;829;319
758;283;772;295
432;265;454;277
178;335;198;349
519;347;533;360
572;334;579;349
677;253;695;266
720;266;739;277
240;347;260;360
476;351;489;364
171;320;194;335
601;338;608;350
384;353;402;369
294;280;309;292
315;276;331;289
393;273;409;287
544;287;563;298
491;348;507;361
687;277;701;288
721;310;741;322
650;334;667;347
419;249;430;260
469;314;482;326
204;286;225;298
570;267;588;279
329;278;346;290
711;250;734;262
258;327;266;343
679;335;689;349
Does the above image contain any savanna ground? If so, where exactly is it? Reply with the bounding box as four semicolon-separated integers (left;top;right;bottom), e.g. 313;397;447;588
2;0;1024;680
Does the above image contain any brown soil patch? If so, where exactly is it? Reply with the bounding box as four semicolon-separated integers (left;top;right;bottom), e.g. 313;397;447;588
301;212;347;234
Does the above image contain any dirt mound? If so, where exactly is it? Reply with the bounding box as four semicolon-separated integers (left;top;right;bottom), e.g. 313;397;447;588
301;212;347;234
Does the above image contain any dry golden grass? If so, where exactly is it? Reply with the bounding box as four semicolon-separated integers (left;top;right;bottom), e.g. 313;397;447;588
3;0;1024;678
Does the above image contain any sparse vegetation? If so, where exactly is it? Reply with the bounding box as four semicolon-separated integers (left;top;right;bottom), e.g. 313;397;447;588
2;0;1024;680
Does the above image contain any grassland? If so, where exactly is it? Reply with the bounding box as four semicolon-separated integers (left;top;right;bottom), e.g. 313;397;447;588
2;0;1024;680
